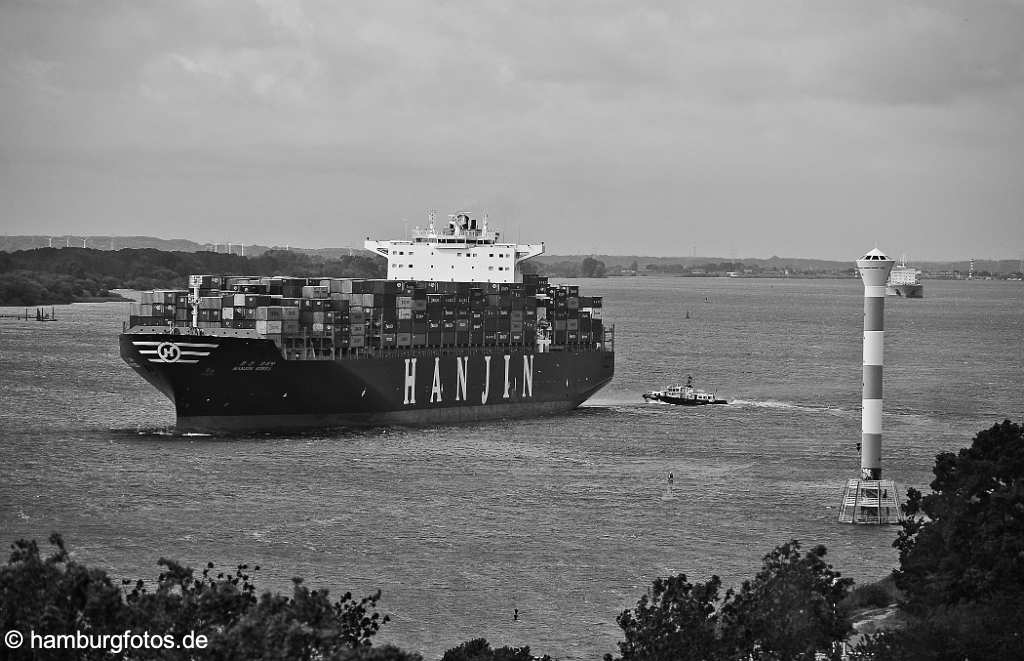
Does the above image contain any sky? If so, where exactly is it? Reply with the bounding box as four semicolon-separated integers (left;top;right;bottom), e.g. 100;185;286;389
1;0;1023;260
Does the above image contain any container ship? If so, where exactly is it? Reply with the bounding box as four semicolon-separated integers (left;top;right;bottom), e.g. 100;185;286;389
885;258;923;298
119;213;615;432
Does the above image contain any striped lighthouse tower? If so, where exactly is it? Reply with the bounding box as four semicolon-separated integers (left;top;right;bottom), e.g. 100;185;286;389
838;247;905;524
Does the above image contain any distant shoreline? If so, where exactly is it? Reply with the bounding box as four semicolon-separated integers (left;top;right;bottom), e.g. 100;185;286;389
0;294;132;308
73;295;132;303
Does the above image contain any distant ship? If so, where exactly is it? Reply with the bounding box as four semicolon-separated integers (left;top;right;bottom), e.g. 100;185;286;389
886;258;923;298
642;376;727;406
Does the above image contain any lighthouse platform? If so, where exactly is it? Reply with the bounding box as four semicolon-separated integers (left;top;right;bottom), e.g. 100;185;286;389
838;479;905;525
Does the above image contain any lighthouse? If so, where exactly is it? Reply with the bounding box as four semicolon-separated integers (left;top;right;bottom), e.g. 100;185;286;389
838;247;905;524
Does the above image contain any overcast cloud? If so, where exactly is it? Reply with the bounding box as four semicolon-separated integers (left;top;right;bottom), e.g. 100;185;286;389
2;0;1022;259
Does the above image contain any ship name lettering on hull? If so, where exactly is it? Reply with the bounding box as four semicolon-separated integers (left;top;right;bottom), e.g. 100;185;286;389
401;354;534;406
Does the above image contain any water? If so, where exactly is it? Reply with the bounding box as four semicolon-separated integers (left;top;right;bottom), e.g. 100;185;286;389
1;277;1021;659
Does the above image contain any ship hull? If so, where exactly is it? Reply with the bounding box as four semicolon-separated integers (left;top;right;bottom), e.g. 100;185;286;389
120;332;614;432
644;395;727;406
886;284;923;298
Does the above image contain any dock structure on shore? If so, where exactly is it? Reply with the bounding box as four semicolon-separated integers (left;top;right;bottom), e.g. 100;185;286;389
838;248;905;525
0;307;57;321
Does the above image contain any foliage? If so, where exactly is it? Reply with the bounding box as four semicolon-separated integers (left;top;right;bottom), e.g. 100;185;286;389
721;541;852;660
603;574;723;661
0;534;404;661
0;247;386;305
580;257;607;278
530;257;607;278
605;540;852;661
441;638;550;661
0;270;124;306
838;574;898;612
0;533;126;660
517;260;541;276
858;420;1024;659
537;260;580;278
893;419;1024;612
856;597;1022;661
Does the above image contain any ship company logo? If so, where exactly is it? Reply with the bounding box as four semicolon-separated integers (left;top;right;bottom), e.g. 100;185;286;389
132;341;219;364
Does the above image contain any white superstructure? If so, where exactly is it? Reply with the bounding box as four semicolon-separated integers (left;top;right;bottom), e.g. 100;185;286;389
364;212;544;283
887;263;921;286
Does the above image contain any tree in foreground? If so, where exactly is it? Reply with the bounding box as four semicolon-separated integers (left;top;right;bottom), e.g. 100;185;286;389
605;540;852;661
604;573;723;661
0;534;125;661
858;419;1024;660
0;534;413;660
442;637;551;661
721;541;852;660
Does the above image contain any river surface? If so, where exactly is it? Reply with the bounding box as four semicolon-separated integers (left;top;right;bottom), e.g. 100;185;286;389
1;276;1021;659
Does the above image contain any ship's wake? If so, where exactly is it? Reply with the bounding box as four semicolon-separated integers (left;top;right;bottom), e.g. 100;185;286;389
729;399;856;417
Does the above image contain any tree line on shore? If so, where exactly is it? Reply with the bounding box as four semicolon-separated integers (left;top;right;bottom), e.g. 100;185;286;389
0;248;387;306
0;247;621;306
2;423;1021;660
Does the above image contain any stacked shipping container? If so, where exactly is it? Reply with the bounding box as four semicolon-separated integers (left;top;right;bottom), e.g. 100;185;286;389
128;273;606;359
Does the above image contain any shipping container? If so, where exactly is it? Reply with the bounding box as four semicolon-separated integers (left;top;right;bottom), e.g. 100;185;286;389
196;309;221;323
302;285;330;299
189;275;223;289
256;320;283;335
256;306;283;321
